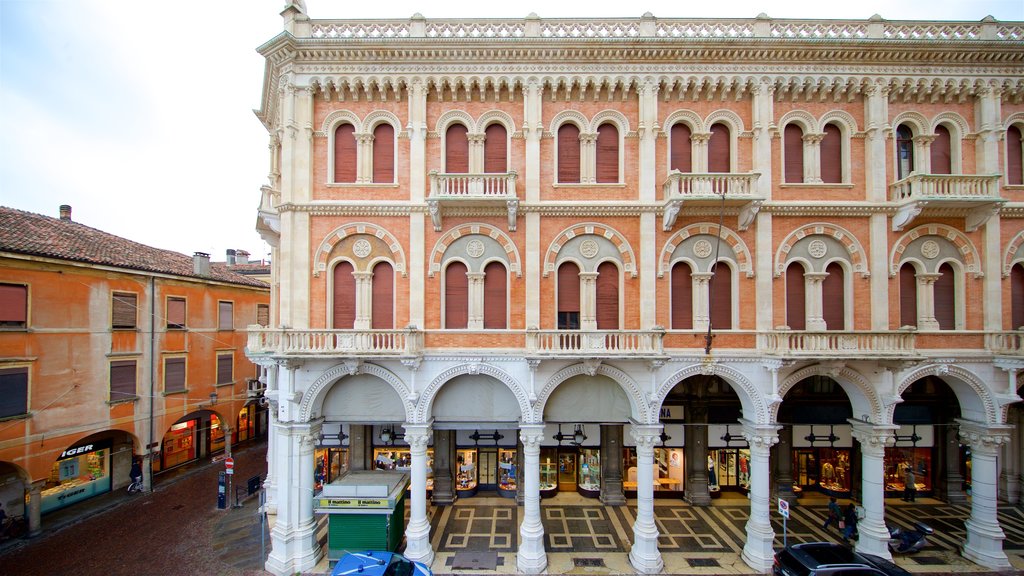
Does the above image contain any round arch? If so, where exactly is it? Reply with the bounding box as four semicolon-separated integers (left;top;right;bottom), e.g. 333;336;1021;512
435;109;475;135
775;222;869;278
776;364;883;424
535;362;651;424
896;364;1000;425
654;363;768;424
1003;229;1024;277
320;109;363;136
301;362;413;423
417;362;530;423
659;222;753;278
891;112;930;135
889;223;982;278
589;109;631;134
663;109;705;134
313;222;407;278
428;223;522;278
777;110;818;133
819;110;859;136
548;109;589;134
543;222;637;278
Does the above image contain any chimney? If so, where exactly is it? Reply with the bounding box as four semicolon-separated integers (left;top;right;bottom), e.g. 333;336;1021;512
226;249;237;266
235;250;250;265
59;205;72;221
193;252;211;276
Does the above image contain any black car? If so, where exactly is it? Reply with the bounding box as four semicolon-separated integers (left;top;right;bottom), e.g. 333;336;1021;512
774;543;913;576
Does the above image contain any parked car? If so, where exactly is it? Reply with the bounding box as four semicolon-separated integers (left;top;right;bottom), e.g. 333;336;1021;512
774;542;913;576
331;551;432;576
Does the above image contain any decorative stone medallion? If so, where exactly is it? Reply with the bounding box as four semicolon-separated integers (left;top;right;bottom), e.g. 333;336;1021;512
352;239;372;258
921;240;940;260
808;239;828;259
580;239;600;259
693;239;713;259
466;239;485;258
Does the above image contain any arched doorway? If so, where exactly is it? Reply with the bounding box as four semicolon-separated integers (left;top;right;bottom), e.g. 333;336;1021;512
155;410;225;474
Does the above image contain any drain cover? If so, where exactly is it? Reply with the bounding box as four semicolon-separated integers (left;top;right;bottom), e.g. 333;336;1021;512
688;558;720;567
573;558;606;567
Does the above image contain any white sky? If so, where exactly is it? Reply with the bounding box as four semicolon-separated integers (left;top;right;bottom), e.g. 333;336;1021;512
1;0;1022;262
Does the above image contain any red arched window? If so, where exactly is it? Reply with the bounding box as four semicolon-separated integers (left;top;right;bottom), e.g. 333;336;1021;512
671;262;693;329
371;261;394;329
595;262;618;329
822;262;845;331
708;123;731;173
1007;125;1023;186
786;263;806;330
372;123;394;183
484;123;508;173
709;263;732;329
821;124;843;184
896;124;915;179
444;262;468;329
934;263;955;330
557;262;580;329
670;123;692;173
558;124;581;183
784;124;804;183
931;125;952;175
899;264;918;328
1011;263;1024;330
334;123;357;183
446;124;469;173
483;262;507;329
596;123;619;183
332;261;356;329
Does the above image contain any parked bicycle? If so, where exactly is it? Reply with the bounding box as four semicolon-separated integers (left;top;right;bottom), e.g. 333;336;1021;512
127;477;144;494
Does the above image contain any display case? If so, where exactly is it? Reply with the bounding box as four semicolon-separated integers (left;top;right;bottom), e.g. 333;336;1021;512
884;447;932;496
709;448;751;492
315;448;351;493
621;447;685;495
578;449;600;497
457;448;478;496
816;448;851;495
497;448;517;498
372;447;433;491
539;448;558;497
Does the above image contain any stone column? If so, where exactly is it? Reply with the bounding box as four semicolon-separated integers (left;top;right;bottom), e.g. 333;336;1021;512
774;425;797;505
403;423;434;565
408;80;428;327
913;135;936;175
804;272;828;331
266;420;323;576
352;271;374;329
684;404;711;506
523;81;542;329
431;429;456;505
940;421;968;504
467;272;485;329
958;419;1013;568
691;133;710;173
28;480;44;536
740;420;779;573
850;420;898;560
691;272;713;332
467;134;486;173
629;423;664;574
638;80;659;328
916;273;941;330
356;134;375;183
803;133;824;183
579;133;597;183
600;424;626;505
579;271;599;330
517;424;547;573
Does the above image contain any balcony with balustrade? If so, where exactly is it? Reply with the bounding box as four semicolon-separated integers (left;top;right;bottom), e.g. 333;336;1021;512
525;328;666;359
427;170;518;232
247;326;424;359
757;330;920;359
889;173;1004;232
661;171;763;231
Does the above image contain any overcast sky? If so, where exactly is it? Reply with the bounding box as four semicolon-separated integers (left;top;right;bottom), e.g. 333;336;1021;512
1;0;1022;263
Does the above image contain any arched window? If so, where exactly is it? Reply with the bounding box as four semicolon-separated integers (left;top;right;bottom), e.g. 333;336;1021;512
931;125;952;175
483;262;507;329
708;123;731;173
333;123;357;184
1011;263;1024;330
595;123;619;184
670;262;693;329
372;123;394;184
709;263;732;329
670;123;692;173
1007;125;1023;186
595;262;618;329
896;124;915;180
558;124;581;183
786;264;806;330
822;262;845;330
934;263;955;330
557;262;580;329
784;124;804;183
446;124;469;173
332;261;355;329
484;123;508;173
899;264;918;328
371;261;394;329
444;262;468;329
820;124;843;184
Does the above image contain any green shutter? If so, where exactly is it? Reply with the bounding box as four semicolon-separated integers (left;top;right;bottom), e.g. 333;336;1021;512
327;514;388;559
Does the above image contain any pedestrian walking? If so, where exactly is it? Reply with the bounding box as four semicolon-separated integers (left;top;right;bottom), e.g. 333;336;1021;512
822;496;842;530
842;503;858;541
904;468;916;502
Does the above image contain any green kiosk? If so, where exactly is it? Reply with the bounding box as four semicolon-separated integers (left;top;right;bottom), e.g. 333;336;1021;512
315;470;410;561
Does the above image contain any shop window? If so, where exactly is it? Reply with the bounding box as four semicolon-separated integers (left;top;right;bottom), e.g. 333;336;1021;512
595;262;618;330
820;123;843;184
445;123;470;173
595;123;619;184
163;420;196;468
444;261;468;329
166;296;186;330
333;123;357;183
109;360;137;402
708;123;731;173
670;123;692;173
623;447;684;492
557;123;581;183
784;124;804;183
483;123;508;173
557;262;580;329
372;123;395;183
708;448;750;490
896;124;915;179
371;261;394;329
42;443;110;514
930;125;952;175
0;367;28;418
216;353;233;385
822;262;845;330
218;301;233;331
579;448;601;493
332;261;356;329
457;448;478;491
211;414;225;453
483;261;507;329
111;292;137;329
934;263;955;330
670;262;693;329
899;264;918;327
1012;263;1024;330
164;357;186;394
0;283;27;328
708;264;732;329
884;447;932;495
256;304;270;327
786;263;806;330
539;448;557;492
1008;125;1023;186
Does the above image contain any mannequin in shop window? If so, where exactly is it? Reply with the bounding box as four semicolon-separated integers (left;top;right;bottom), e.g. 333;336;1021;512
708;455;717;487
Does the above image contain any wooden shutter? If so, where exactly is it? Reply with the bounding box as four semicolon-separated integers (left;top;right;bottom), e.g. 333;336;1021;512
786;264;806;330
0;284;27;324
217;354;233;385
822;263;845;331
164;357;186;393
709;264;732;329
820;124;842;183
483;262;507;329
1011;264;1024;330
446;124;469;173
110;360;136;400
1008;125;1023;186
484;123;507;173
899;264;918;327
112;293;137;329
167;297;185;329
595;124;619;183
595;262;619;329
256;304;270;327
444;262;468;329
557;124;581;183
784;124;804;183
557;262;580;313
671;263;693;329
371;262;394;329
333;262;356;329
0;368;28;418
334;123;357;183
708;123;730;173
218;301;233;330
930;125;952;175
372;123;394;183
670;124;692;173
934;263;955;330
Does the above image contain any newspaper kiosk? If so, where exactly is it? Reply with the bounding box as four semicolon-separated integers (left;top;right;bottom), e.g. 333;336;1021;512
314;470;410;560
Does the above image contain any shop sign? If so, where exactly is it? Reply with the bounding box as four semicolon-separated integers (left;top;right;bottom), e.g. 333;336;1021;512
58;440;112;461
319;498;390;509
659;405;685;421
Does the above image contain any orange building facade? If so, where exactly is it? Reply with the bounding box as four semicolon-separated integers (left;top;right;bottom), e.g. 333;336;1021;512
251;5;1024;575
0;206;270;534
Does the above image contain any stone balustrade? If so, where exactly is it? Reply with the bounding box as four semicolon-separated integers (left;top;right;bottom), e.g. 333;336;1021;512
429;171;517;198
758;330;918;357
889;173;1002;202
526;329;665;356
662;171;760;200
247;327;423;357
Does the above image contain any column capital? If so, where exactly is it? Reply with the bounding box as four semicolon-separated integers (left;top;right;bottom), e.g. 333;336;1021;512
629;422;663;449
740;419;780;451
519;424;545;449
849;419;898;454
402;423;432;451
957;419;1013;453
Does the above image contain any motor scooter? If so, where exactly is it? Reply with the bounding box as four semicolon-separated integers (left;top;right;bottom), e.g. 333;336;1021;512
887;521;934;553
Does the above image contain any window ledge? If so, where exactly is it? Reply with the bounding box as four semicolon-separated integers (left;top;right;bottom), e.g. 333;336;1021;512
779;183;854;189
0;412;31;423
166;327;187;331
326;182;399;188
163;389;189;397
552;183;626;188
0;326;29;332
112;327;140;332
215;381;235;388
107;396;139;406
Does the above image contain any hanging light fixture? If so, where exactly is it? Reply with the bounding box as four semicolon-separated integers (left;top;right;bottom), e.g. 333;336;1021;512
380;425;393;444
572;424;587;446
